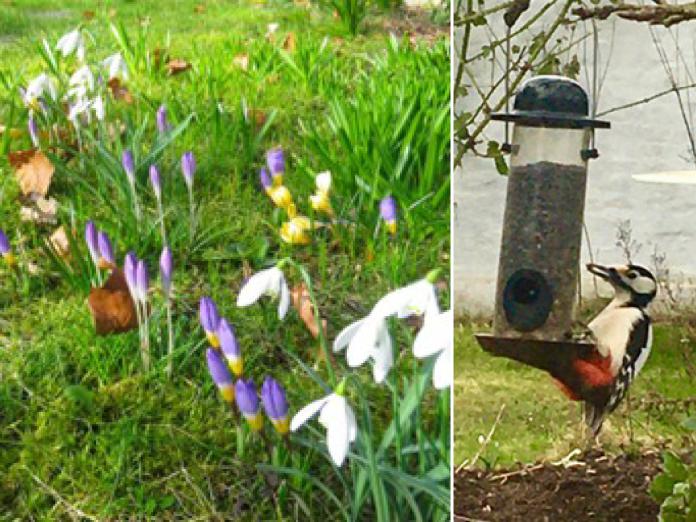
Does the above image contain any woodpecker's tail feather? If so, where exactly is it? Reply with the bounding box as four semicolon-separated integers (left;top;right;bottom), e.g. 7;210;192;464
584;403;605;436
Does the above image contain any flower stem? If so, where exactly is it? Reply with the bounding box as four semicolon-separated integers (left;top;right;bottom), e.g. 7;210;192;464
284;258;335;386
187;186;195;242
156;198;167;246
165;298;174;377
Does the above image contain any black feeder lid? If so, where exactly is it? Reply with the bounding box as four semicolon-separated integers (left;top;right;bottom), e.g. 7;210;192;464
491;75;610;129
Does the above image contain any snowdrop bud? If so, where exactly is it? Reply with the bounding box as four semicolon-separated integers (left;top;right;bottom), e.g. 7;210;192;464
217;319;242;376
199;297;221;347
379;196;397;235
136;260;149;303
122;150;135;185
156;105;169;133
206;348;235;404
149;164;161;200
181;151;195;190
97;231;115;268
85;221;99;265
28;116;39;148
160;246;173;298
261;377;289;435
235;379;263;431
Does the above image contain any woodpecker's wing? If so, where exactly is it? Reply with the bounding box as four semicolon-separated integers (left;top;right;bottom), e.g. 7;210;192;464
585;311;652;435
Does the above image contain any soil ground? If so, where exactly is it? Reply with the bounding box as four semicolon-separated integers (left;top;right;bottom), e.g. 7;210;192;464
454;450;663;521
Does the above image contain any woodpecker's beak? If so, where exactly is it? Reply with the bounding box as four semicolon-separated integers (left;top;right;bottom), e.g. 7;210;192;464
586;263;625;286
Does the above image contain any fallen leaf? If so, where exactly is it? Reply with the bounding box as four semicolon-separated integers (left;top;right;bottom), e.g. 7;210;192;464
166;58;191;76
83;10;95;20
153;47;168;70
194;3;206;13
88;267;138;335
266;23;280;39
20;196;58;225
233;53;249;71
282;32;296;52
291;283;327;339
48;226;70;258
246;108;267;128
107;78;134;104
9;149;55;197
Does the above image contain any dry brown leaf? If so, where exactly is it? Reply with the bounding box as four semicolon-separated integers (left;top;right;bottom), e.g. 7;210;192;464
233;53;249;71
107;78;134;104
291;283;327;339
88;268;138;335
83;10;95;20
247;108;267;128
166;58;191;76
9;149;55;197
49;226;70;259
282;32;296;53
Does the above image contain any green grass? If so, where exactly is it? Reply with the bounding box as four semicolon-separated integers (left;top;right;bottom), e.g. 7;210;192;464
454;314;696;470
0;0;450;519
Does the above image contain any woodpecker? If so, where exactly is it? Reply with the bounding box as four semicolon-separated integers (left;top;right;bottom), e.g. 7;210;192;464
560;263;657;435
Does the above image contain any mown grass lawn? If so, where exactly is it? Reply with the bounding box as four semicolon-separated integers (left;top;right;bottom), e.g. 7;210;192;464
0;1;450;519
454;313;696;469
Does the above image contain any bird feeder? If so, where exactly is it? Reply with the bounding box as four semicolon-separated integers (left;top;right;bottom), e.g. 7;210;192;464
475;75;610;399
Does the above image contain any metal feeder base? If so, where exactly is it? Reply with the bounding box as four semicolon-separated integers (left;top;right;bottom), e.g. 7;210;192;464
474;333;610;405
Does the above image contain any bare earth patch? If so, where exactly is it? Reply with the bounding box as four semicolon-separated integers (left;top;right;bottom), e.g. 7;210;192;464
454;450;662;521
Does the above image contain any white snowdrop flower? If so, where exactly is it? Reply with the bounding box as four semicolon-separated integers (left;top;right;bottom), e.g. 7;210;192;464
102;52;128;80
236;266;290;319
315;171;331;192
92;95;105;121
69;65;95;91
333;271;441;383
413;309;452;390
68;98;92;128
56;28;85;61
290;388;357;467
23;73;57;107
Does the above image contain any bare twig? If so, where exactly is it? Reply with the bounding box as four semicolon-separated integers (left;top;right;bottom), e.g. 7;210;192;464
457;404;506;472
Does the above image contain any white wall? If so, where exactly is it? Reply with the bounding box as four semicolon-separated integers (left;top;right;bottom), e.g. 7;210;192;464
454;13;696;315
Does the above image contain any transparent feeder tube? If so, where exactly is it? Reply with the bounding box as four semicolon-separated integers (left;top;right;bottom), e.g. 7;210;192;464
493;125;592;340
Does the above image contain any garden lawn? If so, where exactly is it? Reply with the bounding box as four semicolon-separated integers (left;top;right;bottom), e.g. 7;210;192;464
0;0;450;519
454;317;696;469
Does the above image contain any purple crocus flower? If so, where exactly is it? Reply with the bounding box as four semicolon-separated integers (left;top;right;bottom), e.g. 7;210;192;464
266;148;284;180
199;296;221;347
160;246;173;298
136;259;149;303
97;231;115;268
379;196;398;234
156;105;170;133
181;151;195;190
0;229;14;267
122;150;135;185
124;251;138;297
28;116;39;148
259;167;272;192
149;164;161;200
84;221;99;265
235;378;263;431
0;229;10;255
206;348;235;404
261;376;289;434
217;318;242;376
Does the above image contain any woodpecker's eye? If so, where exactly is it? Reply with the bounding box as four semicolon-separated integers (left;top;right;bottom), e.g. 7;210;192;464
627;271;637;280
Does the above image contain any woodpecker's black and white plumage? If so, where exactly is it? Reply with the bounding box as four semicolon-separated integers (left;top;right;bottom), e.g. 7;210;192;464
576;263;657;435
